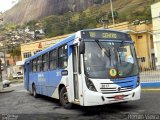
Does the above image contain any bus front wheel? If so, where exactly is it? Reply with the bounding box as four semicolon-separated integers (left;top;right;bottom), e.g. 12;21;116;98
60;87;72;109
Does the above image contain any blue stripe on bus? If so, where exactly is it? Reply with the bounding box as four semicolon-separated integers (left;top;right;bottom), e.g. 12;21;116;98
111;76;138;89
29;70;63;96
141;82;160;88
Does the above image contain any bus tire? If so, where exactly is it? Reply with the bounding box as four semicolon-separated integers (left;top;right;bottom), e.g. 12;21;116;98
60;87;72;109
32;84;38;98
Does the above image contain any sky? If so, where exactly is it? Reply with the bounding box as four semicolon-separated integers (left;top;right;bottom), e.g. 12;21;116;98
0;0;18;12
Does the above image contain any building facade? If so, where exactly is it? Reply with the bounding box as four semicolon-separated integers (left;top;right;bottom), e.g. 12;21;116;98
151;2;160;69
21;34;70;61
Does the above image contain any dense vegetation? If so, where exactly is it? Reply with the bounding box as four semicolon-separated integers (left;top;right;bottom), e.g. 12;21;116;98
0;0;157;39
25;0;155;38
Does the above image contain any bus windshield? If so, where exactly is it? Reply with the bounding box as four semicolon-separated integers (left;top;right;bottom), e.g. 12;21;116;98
83;40;139;79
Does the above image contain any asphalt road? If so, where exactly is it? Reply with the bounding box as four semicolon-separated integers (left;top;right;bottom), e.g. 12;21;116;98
0;83;160;120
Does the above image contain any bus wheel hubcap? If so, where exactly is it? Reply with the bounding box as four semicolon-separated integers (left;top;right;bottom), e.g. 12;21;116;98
63;92;69;104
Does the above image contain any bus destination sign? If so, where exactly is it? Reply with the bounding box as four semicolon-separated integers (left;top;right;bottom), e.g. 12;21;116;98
81;30;131;40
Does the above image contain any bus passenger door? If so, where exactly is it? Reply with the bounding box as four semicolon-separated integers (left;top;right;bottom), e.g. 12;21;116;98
73;46;79;100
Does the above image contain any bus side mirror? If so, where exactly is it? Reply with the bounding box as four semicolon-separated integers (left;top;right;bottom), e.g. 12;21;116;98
79;40;85;54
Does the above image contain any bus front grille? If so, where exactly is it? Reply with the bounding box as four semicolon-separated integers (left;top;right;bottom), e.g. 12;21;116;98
100;85;134;94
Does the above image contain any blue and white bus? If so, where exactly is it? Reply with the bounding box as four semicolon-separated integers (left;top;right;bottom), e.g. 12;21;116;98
24;29;141;109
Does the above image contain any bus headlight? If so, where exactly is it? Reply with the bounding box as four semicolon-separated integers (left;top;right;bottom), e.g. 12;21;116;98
85;77;97;92
136;76;140;87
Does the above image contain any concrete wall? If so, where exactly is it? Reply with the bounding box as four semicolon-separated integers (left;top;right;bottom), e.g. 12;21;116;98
151;2;160;69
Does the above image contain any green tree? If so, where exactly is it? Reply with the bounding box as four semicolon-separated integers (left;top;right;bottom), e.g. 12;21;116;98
94;0;102;4
26;20;38;39
42;15;65;37
7;45;21;64
9;46;21;57
108;11;119;21
26;20;37;31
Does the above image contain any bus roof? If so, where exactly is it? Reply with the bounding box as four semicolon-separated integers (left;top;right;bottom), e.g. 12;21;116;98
79;28;127;34
25;33;76;63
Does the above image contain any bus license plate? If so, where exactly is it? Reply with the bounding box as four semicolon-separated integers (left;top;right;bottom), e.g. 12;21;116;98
114;95;124;100
101;84;109;88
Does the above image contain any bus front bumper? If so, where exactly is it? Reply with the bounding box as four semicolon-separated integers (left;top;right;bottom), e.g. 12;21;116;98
83;85;141;106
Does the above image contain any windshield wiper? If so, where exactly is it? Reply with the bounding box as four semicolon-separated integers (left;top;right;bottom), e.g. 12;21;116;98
95;39;111;58
95;39;112;66
120;40;125;47
117;40;125;50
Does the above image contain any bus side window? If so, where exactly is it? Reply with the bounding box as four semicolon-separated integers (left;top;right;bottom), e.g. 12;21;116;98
37;56;42;72
29;62;32;72
49;49;57;70
32;59;37;72
42;53;49;71
58;45;68;68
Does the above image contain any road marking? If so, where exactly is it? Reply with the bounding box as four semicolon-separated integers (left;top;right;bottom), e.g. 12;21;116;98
11;83;23;87
14;90;27;92
142;88;160;91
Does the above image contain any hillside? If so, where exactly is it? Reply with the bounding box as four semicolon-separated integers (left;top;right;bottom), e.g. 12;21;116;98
1;0;159;38
2;0;159;24
2;0;109;24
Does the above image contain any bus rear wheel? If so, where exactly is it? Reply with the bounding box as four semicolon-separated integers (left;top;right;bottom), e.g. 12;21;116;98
60;87;72;109
32;84;38;98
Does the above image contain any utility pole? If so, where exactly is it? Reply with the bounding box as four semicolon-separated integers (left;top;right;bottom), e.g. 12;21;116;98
110;0;115;25
0;59;3;91
0;13;3;91
4;46;7;79
67;11;72;30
